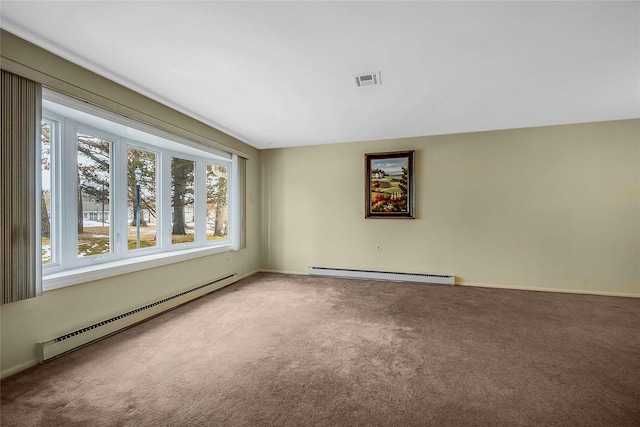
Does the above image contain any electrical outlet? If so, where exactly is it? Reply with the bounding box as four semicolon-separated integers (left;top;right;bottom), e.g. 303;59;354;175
225;251;230;260
376;244;382;253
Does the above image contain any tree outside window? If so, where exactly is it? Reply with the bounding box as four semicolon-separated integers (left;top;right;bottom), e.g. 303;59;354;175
171;157;195;244
206;164;228;240
127;147;157;250
76;132;111;257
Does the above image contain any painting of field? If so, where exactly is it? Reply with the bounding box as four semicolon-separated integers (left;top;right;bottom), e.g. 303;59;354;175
366;151;414;218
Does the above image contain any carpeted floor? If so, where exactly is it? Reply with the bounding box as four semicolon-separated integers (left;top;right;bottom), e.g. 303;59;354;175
1;273;639;426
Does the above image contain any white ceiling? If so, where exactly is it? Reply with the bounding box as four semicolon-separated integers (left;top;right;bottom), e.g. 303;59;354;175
1;1;639;149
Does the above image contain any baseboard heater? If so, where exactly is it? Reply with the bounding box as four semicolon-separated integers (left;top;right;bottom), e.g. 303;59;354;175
38;273;237;362
308;267;454;285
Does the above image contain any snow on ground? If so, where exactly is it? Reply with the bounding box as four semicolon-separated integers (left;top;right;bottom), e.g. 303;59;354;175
42;220;209;262
83;220;109;227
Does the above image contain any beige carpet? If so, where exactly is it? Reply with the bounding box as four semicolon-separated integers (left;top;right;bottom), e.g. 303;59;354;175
2;273;639;426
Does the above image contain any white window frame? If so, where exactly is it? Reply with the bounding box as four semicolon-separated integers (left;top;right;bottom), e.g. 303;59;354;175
66;120;121;268
41;90;236;291
124;140;163;257
41;113;63;270
167;153;199;249
205;162;231;242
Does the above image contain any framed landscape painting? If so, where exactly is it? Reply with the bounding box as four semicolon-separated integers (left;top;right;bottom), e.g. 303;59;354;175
365;150;415;218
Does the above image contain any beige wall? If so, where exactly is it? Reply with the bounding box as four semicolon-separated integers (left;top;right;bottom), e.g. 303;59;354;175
261;120;640;297
2;29;639;378
0;31;261;377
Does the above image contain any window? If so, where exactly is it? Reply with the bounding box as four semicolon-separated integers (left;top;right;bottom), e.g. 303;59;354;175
41;90;237;290
127;146;158;251
206;163;228;240
76;130;113;258
40;119;56;265
171;157;195;244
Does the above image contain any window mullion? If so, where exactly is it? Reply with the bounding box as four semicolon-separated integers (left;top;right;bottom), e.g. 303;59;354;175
160;152;172;250
230;155;239;249
154;151;163;251
60;119;75;268
113;138;127;257
194;160;207;244
51;119;61;267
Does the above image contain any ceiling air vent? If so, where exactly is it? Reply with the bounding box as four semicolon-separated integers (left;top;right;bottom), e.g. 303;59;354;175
354;72;381;87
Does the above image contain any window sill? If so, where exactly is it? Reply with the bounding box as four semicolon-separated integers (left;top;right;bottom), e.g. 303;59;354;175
43;244;233;291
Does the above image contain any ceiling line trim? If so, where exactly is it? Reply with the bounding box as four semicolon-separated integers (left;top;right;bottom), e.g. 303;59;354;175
0;55;251;160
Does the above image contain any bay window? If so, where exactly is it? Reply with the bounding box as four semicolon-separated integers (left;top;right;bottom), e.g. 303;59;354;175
41;89;237;290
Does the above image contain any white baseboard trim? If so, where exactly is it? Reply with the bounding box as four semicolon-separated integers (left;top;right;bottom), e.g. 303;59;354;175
1;359;39;380
237;269;261;280
259;269;307;276
38;274;239;363
258;269;638;298
3;272;253;379
459;282;639;298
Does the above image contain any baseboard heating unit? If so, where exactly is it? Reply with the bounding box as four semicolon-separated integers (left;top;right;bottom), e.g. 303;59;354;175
308;267;454;285
38;273;237;362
